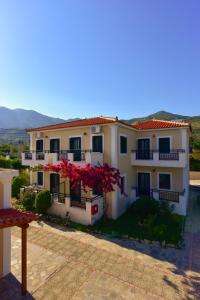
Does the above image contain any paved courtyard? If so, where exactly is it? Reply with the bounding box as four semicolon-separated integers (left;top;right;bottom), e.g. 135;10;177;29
1;190;200;299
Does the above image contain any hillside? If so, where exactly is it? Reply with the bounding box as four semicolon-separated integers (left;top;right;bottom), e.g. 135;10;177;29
0;107;66;129
124;111;200;142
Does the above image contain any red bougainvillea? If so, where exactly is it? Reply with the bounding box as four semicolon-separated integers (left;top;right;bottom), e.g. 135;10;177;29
43;159;123;194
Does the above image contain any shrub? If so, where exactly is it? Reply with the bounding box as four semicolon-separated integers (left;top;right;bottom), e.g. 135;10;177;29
35;190;52;214
131;196;160;221
12;158;22;170
0;157;12;168
12;176;26;199
22;192;35;211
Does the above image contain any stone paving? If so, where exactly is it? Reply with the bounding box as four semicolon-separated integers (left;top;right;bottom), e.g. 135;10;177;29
0;190;200;299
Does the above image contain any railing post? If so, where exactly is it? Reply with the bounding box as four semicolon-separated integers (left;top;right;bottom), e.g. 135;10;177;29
21;223;29;296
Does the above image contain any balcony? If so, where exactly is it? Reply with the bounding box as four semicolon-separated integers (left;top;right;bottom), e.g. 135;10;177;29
131;149;187;168
131;187;187;215
22;150;103;167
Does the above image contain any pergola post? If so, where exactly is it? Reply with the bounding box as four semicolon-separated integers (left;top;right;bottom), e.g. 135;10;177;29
21;224;29;295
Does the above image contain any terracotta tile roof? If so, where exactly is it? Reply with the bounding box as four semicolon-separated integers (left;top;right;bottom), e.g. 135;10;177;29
132;119;191;130
27;117;133;132
0;208;38;228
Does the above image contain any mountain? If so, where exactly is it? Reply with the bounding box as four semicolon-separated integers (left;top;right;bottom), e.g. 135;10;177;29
124;111;190;124
0;107;66;129
123;110;200;142
0;107;78;144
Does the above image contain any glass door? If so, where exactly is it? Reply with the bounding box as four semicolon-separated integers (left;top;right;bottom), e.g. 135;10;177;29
69;137;81;161
137;139;150;159
138;172;150;196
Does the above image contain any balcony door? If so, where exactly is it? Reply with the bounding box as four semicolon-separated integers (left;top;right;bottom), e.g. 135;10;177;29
92;135;103;153
50;139;60;153
159;138;170;153
50;173;60;194
138;172;150;196
137;139;150;159
36;139;43;152
69;137;81;161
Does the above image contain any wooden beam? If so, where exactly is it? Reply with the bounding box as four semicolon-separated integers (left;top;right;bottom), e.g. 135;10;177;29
21;224;29;296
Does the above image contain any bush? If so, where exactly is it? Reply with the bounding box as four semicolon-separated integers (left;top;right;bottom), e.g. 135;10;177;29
12;158;22;170
0;157;12;168
131;196;160;221
12;176;26;199
35;190;52;214
22;192;35;211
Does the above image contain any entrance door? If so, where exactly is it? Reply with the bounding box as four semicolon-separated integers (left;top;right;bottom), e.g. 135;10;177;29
159;138;170;153
70;182;81;201
50;173;60;194
137;139;150;159
69;137;81;161
36;140;43;152
50;139;60;153
138;172;150;196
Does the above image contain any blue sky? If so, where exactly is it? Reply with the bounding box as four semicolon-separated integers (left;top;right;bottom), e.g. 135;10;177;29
0;0;199;119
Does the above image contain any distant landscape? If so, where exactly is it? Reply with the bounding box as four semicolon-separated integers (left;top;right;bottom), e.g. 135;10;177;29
0;107;200;144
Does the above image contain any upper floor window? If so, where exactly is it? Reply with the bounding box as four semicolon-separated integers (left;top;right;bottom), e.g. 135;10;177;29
158;137;170;153
120;136;127;154
50;139;60;153
36;139;43;152
92;135;103;153
159;173;171;190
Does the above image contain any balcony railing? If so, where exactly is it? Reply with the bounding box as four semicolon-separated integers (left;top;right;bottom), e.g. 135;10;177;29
132;149;185;161
131;187;185;203
133;150;154;160
51;193;100;209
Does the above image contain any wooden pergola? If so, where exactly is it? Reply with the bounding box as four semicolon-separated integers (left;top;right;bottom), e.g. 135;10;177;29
0;208;38;295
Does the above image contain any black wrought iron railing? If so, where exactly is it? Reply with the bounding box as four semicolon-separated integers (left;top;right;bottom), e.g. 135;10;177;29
24;152;32;160
51;193;101;208
36;152;45;160
132;150;153;160
132;149;185;161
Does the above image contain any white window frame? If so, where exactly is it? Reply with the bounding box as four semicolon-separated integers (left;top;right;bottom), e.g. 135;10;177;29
119;134;128;155
157;136;172;151
157;172;172;191
90;134;104;153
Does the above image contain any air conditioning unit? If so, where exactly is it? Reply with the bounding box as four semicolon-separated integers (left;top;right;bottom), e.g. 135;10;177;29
35;132;43;139
91;125;101;134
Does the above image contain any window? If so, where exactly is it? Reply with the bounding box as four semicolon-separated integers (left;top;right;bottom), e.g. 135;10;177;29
159;137;170;153
120;176;125;194
92;135;103;153
50;139;60;153
120;136;127;154
159;174;171;190
37;172;43;186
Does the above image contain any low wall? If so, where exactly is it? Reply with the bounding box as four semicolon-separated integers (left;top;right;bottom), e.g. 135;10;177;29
48;196;103;225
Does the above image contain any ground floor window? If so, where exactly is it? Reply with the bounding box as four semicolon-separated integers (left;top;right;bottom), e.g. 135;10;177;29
37;172;43;186
159;173;171;190
92;186;103;196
